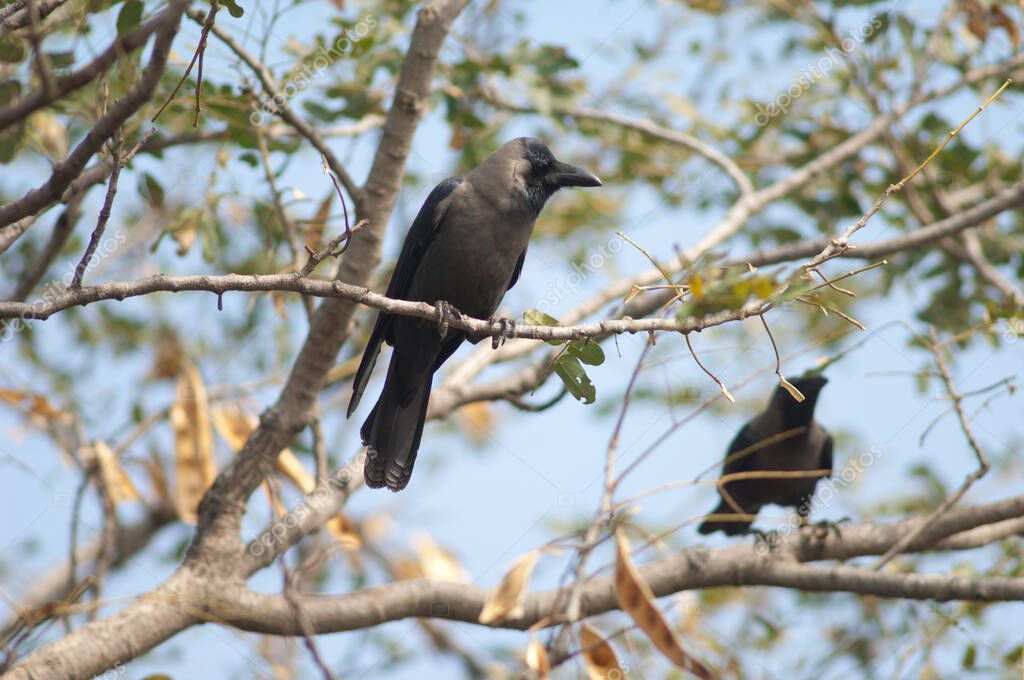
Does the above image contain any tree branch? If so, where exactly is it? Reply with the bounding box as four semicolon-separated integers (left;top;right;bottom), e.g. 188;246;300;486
739;180;1024;268
0;270;769;341
0;0;67;41
4;572;198;680
209;493;1024;636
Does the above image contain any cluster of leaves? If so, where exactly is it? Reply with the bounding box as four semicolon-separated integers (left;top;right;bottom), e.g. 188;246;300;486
524;309;606;404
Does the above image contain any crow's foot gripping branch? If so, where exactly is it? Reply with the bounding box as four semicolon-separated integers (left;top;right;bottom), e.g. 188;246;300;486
488;316;516;349
434;300;462;339
802;517;849;541
751;528;783;554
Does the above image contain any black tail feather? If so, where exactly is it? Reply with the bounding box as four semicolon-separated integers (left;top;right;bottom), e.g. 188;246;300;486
361;351;432;492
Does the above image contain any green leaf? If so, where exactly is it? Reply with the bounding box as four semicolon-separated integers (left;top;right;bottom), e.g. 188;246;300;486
220;0;244;18
524;308;564;346
524;308;558;327
554;355;596;404
0;37;26;63
0;83;25;162
140;173;165;208
45;51;75;69
961;644;975;669
116;0;144;36
566;338;604;366
0;128;23;163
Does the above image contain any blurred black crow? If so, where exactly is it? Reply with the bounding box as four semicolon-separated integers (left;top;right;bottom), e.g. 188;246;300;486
348;138;601;491
698;375;833;535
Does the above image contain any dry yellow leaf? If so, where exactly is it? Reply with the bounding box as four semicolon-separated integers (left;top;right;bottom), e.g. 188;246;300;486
478;550;539;624
151;333;184;379
962;0;988;42
275;449;317;494
689;273;704;299
325;515;361;550
171;361;215;523
614;532;714;679
579;623;624;680
212;404;315;491
525;633;550;678
212;403;357;544
411;532;469;583
0;389;63;419
270;290;290;321
28;111;68;159
92;441;140;505
393;556;424;580
210;404;256;451
778;376;805;403
991;6;1020;48
457;401;494;444
139;452;171;506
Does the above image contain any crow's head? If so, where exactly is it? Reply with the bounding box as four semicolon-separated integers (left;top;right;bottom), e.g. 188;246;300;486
772;373;828;423
494;137;601;215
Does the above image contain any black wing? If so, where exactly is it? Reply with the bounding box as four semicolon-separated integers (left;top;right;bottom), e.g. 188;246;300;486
347;177;462;417
383;177;463;305
819;430;834;478
506;248;527;292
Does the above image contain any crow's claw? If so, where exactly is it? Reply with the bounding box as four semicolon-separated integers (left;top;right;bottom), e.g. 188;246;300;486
434;300;461;339
489;316;516;349
751;528;783;554
804;518;847;541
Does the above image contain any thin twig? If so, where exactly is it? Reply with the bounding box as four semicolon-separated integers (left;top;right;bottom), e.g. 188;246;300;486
69;131;124;289
685;334;735;404
873;328;991;569
267;480;335;680
297;220;368;278
759;313;803;401
152;0;219;123
801;79;1013;273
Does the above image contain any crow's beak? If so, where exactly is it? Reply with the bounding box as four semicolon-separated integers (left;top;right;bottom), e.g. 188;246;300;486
548;160;602;188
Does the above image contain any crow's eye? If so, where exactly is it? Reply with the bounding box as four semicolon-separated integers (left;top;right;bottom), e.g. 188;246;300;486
524;140;554;173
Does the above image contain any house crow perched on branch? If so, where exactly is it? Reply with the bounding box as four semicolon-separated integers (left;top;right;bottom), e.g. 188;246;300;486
348;137;602;491
699;374;833;535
